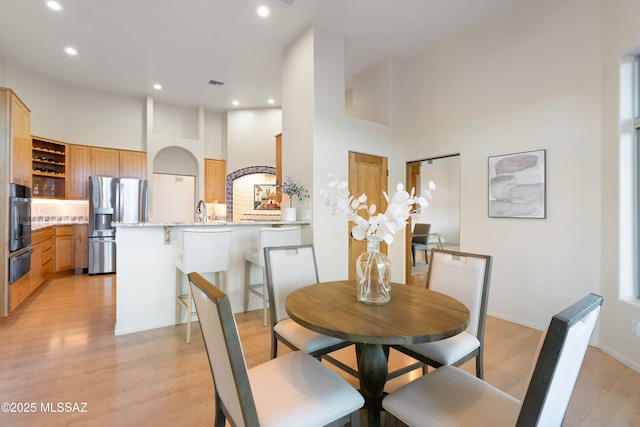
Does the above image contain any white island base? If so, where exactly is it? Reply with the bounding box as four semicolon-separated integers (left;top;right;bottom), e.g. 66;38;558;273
113;221;308;336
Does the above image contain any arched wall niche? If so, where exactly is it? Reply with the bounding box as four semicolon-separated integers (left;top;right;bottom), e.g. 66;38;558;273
153;146;198;175
150;146;200;222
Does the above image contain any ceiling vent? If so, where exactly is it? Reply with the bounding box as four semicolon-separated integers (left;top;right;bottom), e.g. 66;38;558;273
270;0;294;8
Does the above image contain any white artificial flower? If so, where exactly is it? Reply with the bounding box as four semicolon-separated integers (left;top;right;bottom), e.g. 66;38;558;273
321;172;435;243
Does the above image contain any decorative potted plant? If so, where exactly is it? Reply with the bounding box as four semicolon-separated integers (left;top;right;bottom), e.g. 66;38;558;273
277;176;309;221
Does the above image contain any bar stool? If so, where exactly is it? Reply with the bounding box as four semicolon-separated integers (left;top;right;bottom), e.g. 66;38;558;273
175;228;233;343
244;227;300;326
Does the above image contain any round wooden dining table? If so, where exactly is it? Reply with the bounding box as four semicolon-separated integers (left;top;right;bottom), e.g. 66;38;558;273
285;280;470;427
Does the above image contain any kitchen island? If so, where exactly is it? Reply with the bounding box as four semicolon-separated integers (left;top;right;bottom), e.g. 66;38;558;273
113;220;310;336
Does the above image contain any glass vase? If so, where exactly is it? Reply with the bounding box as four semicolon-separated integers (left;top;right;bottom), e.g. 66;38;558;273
356;239;391;305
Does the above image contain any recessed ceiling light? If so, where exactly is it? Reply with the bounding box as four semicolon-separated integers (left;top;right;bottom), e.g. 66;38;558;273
46;1;62;11
257;6;270;17
232;100;239;106
65;47;77;56
153;84;162;90
267;99;275;104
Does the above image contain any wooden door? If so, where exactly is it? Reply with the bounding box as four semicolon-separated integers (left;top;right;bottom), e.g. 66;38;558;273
91;147;119;177
119;150;147;179
348;152;388;279
69;145;92;199
406;161;420;284
204;158;226;203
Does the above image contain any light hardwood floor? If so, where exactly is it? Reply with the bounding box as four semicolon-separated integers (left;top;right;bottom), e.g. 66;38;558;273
0;273;638;426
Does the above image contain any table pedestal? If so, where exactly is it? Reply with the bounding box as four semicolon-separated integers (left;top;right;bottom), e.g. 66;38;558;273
357;343;390;427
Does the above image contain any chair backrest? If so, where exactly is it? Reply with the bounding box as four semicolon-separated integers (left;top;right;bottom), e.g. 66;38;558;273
182;228;233;273
426;249;493;339
256;227;301;266
189;272;259;427
517;293;603;426
264;244;319;324
412;223;431;245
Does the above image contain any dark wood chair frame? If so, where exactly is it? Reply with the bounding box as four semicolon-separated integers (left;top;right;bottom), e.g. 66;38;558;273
392;248;493;379
264;244;359;378
517;293;603;424
384;293;604;426
189;272;361;427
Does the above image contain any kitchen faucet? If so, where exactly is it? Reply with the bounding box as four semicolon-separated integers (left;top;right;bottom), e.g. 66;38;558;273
196;200;207;223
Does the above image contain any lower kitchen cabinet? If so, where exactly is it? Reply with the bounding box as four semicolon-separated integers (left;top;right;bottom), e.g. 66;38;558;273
31;227;54;291
74;224;88;270
10;273;31;313
54;225;75;272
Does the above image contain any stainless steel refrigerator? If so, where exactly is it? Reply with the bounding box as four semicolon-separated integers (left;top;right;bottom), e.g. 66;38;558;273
88;176;148;275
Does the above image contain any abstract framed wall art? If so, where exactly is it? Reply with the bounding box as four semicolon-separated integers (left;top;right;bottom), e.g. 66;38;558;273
488;149;546;218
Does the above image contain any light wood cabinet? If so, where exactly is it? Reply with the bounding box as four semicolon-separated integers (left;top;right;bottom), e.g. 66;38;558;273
68;144;92;199
205;158;226;203
54;225;75;272
119;150;147;179
91;147;119;177
5;89;32;187
31;227;54;291
69;145;146;199
10;273;31;313
74;224;88;270
32;137;66;199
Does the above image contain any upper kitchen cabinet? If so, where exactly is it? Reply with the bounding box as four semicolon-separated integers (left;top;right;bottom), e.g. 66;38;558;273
91;147;119;177
68;144;91;199
69;145;147;199
32;137;66;199
1;88;32;187
119;150;147;179
205;158;226;203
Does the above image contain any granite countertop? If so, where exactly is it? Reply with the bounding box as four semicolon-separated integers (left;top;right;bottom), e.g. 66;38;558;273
32;221;89;230
112;220;310;227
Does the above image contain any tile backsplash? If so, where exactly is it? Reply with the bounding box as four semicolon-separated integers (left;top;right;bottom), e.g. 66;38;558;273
31;199;89;228
232;173;281;222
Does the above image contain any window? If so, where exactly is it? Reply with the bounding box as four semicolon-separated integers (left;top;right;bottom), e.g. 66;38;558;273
635;56;640;299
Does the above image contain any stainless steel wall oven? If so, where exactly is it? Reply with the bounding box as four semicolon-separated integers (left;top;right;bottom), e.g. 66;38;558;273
8;183;32;285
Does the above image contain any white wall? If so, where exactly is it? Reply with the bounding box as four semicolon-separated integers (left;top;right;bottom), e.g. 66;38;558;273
5;61;145;149
225;108;282;175
351;58;391;125
404;0;639;372
2;61;225;158
283;23;408;282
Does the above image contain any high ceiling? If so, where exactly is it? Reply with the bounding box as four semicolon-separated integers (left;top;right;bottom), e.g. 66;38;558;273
0;0;520;113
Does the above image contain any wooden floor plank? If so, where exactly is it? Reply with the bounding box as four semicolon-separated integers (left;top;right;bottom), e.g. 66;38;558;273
0;273;638;426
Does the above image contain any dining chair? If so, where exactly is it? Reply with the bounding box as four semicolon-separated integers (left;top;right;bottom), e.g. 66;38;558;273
411;223;431;266
244;226;300;326
393;249;493;378
382;293;603;427
264;244;358;378
410;223;444;266
188;272;364;427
